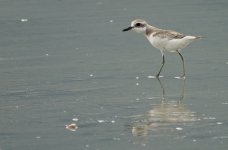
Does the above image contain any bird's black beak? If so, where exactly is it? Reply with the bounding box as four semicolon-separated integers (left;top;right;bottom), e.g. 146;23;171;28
122;26;133;32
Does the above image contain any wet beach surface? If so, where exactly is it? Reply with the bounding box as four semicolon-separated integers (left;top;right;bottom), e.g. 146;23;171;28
0;0;228;150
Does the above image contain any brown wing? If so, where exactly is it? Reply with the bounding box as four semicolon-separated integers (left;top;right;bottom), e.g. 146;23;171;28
153;30;185;40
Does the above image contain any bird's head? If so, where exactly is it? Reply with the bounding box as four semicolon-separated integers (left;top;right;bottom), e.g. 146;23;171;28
122;19;148;34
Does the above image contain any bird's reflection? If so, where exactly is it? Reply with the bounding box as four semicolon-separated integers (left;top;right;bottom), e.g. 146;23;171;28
131;78;198;137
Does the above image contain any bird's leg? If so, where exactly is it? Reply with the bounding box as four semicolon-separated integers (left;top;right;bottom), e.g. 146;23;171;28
177;50;185;78
156;52;165;78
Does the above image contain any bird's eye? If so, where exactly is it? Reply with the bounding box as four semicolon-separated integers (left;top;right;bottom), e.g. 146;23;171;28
135;23;141;27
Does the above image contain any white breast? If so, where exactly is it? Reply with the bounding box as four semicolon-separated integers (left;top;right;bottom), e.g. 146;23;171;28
147;34;169;51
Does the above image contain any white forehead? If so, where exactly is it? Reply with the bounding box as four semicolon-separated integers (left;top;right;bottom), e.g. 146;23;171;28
131;19;147;26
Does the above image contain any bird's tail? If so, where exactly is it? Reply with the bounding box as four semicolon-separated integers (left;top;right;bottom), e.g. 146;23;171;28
184;35;203;40
195;36;203;39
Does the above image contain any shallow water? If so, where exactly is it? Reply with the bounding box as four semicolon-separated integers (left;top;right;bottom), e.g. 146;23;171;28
0;0;228;150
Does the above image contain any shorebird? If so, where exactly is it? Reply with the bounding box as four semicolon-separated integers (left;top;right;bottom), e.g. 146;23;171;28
122;19;201;78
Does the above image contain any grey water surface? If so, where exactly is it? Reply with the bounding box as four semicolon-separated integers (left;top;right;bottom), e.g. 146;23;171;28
0;0;228;150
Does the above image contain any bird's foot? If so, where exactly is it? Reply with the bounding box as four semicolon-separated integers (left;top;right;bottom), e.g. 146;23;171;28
155;74;164;78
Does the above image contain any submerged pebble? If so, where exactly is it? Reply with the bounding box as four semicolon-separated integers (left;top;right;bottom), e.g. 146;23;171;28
65;123;78;131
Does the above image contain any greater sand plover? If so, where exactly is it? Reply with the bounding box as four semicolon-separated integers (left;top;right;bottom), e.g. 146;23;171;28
123;19;201;78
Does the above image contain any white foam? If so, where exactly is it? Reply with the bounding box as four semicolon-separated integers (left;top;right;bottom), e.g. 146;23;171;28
113;137;121;141
147;97;156;100
222;102;228;105
147;76;156;79
216;122;223;125
96;1;103;5
72;118;78;122
97;120;105;123
20;18;28;22
175;76;185;79
176;127;183;131
203;117;216;120
148;75;164;78
192;139;197;142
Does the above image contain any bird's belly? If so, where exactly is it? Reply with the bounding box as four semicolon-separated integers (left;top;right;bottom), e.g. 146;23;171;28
164;39;191;51
148;37;191;52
